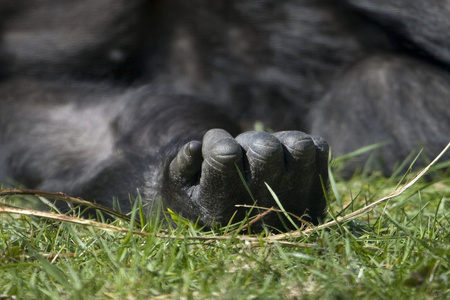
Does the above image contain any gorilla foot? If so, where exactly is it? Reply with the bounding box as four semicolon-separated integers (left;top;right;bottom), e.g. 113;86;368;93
162;129;329;231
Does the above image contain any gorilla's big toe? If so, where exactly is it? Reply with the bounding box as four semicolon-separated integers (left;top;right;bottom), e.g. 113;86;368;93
162;129;329;231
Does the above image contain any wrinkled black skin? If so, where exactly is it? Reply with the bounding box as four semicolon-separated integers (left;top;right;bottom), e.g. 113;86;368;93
1;0;449;229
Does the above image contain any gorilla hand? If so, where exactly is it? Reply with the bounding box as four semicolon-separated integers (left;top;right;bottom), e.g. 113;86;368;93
161;129;329;231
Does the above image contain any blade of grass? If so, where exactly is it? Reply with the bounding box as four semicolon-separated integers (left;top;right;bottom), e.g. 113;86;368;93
264;182;300;230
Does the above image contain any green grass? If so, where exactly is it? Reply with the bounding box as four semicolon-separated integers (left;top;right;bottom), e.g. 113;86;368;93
1;151;449;299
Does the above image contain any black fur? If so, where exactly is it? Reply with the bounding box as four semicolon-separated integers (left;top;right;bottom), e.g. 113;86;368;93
1;0;449;229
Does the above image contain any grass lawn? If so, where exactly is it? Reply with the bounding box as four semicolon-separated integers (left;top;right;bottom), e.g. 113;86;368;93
1;147;449;299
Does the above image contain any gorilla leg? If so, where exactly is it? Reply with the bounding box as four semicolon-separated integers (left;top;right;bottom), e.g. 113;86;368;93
309;54;450;174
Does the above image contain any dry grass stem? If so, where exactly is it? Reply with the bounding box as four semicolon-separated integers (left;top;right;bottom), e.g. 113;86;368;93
0;189;133;223
268;141;450;241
